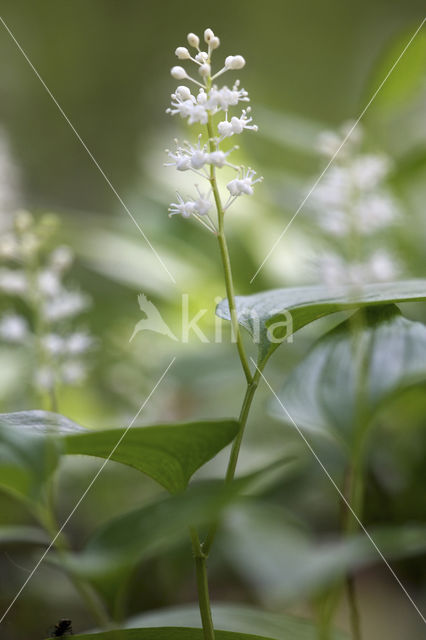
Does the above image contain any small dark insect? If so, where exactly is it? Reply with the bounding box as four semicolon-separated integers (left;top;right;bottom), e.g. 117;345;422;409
49;619;73;637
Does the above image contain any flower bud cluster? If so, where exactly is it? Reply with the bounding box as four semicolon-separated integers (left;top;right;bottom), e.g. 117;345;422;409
0;211;95;393
165;28;262;230
312;122;400;286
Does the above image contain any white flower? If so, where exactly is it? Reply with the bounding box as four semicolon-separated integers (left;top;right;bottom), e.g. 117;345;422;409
354;192;398;232
195;52;208;63
42;333;65;355
218;109;258;138
0;268;28;294
66;331;94;354
204;28;215;43
168;193;196;218
61;361;87;384
0;233;19;259
226;168;263;197
208;148;238;169
199;63;211;78
208;82;249;111
317;250;400;287
38;269;61;296
193;186;212;216
187;32;200;48
167;87;209;125
175;46;190;60
43;290;91;322
171;66;188;80
35;366;55;390
50;245;74;271
368;250;400;281
350;155;390;190
225;55;246;70
165;136;209;172
0;313;28;343
169;187;212;219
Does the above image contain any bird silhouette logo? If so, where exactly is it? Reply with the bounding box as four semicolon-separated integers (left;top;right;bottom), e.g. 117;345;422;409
129;294;178;342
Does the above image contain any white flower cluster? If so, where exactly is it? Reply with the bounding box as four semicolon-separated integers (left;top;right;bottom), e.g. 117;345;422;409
0;211;95;393
166;28;262;231
312;122;400;286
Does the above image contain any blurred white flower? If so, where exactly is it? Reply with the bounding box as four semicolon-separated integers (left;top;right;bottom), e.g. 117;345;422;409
61;361;86;384
35;366;55;391
66;331;94;354
38;269;61;297
50;245;74;272
0;313;28;343
43;290;91;322
0;268;28;294
42;333;65;355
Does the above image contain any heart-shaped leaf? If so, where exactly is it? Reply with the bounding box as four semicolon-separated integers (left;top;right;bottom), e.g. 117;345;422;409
128;603;347;639
216;280;426;366
53;459;294;608
0;416;61;503
57;480;244;584
0;412;239;494
269;305;426;442
223;502;426;604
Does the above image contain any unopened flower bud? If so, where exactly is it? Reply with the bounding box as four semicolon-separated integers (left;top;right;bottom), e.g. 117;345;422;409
195;52;208;63
225;55;246;70
171;66;187;80
210;36;220;49
175;85;192;100
187;33;200;48
199;63;211;78
175;46;190;60
204;28;214;43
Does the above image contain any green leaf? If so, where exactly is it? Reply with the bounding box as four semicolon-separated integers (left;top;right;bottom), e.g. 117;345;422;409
216;280;426;366
0;525;49;546
368;28;426;113
128;603;347;639
0;414;61;502
57;480;243;583
223;502;426;604
269;305;426;442
0;412;239;493
68;627;308;640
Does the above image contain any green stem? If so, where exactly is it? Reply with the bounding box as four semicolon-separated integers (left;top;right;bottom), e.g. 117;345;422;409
190;528;215;640
207;115;253;385
203;372;260;555
346;575;362;640
188;114;261;640
36;503;111;629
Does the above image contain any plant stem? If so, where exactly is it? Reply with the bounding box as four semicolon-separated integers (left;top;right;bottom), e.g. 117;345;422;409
203;372;260;555
36;502;111;629
190;527;216;640
346;575;362;640
188;115;261;640
207;115;253;385
341;318;370;640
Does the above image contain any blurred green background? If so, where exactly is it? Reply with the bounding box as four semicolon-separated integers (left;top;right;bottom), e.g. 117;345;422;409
0;1;425;638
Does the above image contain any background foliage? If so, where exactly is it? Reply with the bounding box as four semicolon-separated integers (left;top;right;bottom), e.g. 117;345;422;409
0;1;425;638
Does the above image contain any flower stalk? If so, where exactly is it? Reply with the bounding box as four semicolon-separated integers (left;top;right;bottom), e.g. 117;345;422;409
166;27;263;640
